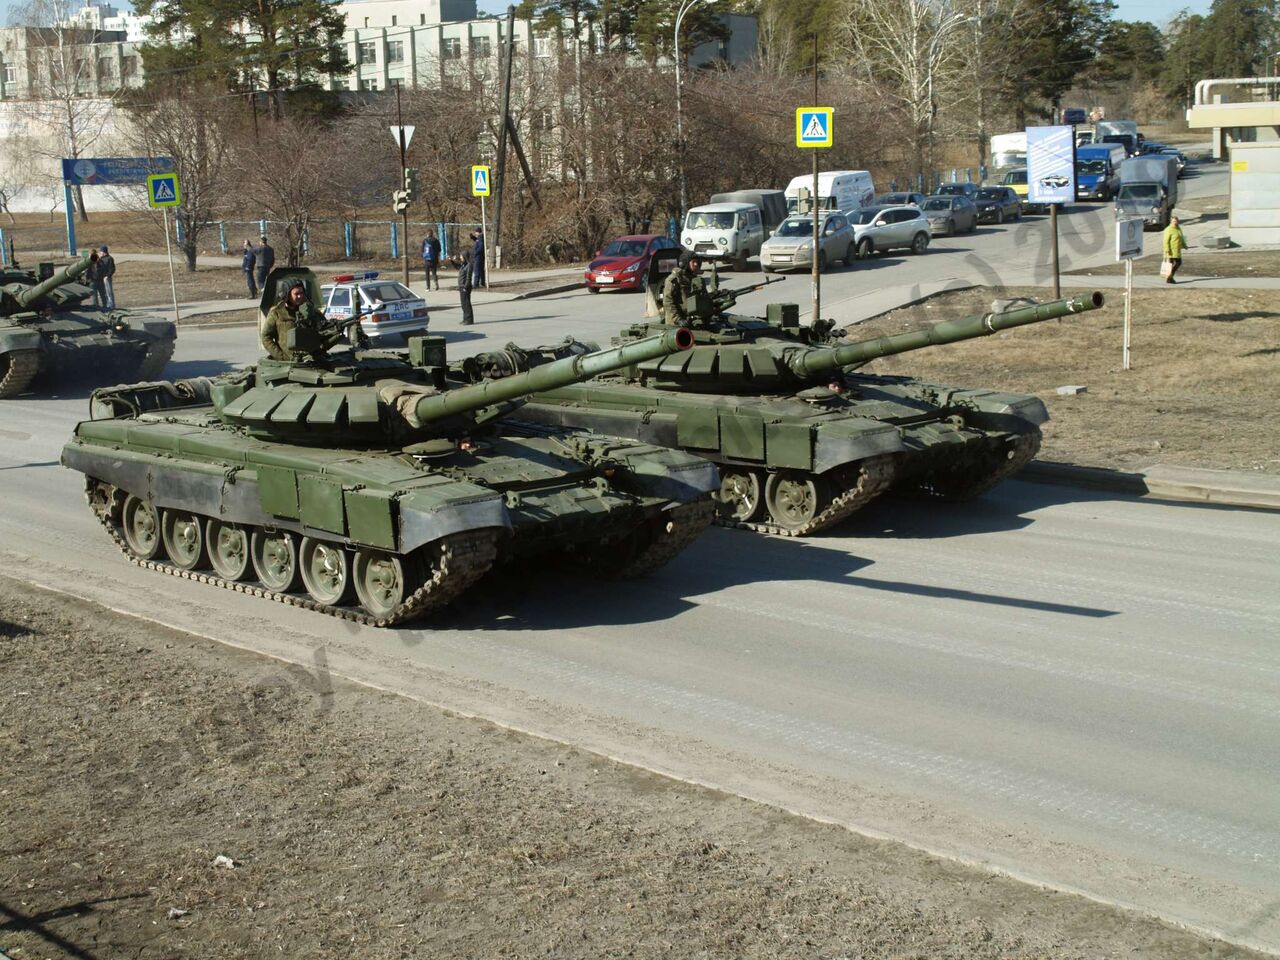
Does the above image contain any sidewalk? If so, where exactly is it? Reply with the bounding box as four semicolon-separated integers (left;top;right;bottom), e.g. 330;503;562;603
1023;461;1280;512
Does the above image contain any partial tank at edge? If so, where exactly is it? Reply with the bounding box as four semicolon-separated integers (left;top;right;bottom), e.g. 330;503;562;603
514;281;1105;535
61;268;716;626
0;252;177;398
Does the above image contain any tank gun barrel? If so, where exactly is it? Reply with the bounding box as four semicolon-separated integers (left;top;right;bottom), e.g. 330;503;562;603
9;252;97;309
788;292;1105;377
413;327;694;424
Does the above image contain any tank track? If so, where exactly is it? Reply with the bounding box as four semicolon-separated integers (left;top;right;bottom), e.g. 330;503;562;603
85;478;499;627
135;338;176;381
0;349;40;398
719;454;897;537
608;499;714;578
915;430;1042;501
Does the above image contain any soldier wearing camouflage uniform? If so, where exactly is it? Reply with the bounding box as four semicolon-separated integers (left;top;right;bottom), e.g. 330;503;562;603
261;280;324;360
661;252;702;326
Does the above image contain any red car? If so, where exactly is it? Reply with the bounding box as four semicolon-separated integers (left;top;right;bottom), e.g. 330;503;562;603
584;234;681;293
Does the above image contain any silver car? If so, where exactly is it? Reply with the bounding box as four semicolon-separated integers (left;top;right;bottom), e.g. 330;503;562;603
320;272;430;346
759;211;856;273
921;195;978;236
849;205;931;257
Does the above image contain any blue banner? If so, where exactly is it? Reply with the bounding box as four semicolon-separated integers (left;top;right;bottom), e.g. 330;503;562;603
61;156;175;185
1026;126;1075;205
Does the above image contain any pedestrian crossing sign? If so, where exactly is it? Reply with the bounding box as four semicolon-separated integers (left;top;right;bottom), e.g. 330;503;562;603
471;165;491;197
146;172;181;207
796;108;834;149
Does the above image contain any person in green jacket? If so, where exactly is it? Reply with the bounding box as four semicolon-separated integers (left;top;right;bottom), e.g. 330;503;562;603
1162;215;1187;284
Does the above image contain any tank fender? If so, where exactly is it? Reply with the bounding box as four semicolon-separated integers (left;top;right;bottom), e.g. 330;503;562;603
812;419;904;474
940;388;1049;429
397;490;511;553
582;441;719;503
0;327;42;355
139;318;177;339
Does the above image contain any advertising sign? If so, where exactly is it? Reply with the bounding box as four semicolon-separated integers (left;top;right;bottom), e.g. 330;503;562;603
1026;126;1075;205
61;157;175;185
1116;217;1143;261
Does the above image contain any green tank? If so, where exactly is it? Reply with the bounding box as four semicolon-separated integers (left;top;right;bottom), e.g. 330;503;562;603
61;272;714;626
0;253;177;398
516;286;1106;535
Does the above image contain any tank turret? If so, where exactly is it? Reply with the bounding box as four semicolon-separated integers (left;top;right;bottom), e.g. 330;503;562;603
1;252;97;315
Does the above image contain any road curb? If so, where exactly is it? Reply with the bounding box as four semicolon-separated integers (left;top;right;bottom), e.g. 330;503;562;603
507;280;583;300
1023;460;1280;511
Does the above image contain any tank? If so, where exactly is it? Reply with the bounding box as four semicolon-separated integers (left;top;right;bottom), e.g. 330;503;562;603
517;285;1106;535
61;281;715;626
0;253;177;398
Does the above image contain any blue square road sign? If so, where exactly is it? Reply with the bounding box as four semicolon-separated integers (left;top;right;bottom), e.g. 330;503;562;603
796;108;834;148
147;172;181;208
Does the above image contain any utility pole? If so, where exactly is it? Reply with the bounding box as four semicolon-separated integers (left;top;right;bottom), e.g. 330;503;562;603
396;84;409;285
811;34;820;328
491;6;516;270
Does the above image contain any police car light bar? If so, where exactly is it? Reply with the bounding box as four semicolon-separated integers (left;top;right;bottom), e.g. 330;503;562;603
330;271;380;282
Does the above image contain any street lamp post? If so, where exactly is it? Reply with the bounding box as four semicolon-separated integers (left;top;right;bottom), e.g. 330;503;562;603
674;0;704;220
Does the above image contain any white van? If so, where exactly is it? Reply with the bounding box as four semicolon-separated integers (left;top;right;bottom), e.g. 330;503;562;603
783;171;876;215
989;132;1026;172
680;202;765;269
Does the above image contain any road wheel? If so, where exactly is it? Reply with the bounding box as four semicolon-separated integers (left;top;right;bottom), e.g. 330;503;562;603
251;529;301;592
857;238;873;259
0;349;40;399
764;471;830;534
714;468;763;523
734;251;749;271
761;265;774;274
206;519;251;580
161;509;208;571
910;232;929;255
587;285;600;294
353;549;422;620
638;271;650;294
299;537;353;606
121;494;164;560
946;219;955;234
995;208;1004;224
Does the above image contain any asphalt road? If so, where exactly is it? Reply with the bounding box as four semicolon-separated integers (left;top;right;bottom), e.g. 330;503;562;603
6;159;1276;952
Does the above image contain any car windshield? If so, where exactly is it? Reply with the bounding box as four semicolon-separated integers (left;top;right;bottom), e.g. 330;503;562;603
1076;159;1107;175
685;211;735;229
879;194;909;204
922;198;953;211
1120;184;1160;199
601;239;646;258
775;218;816;237
360;281;414;304
976;188;1005;200
851;209;883;225
1003;171;1027;185
937;184;968;194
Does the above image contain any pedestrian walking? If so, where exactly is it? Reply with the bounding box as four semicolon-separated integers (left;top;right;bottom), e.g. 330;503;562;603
97;244;116;310
421;230;441;290
1161;215;1187;284
254;234;275;294
470;230;485;288
84;250;105;310
456;249;475;325
242;239;258;297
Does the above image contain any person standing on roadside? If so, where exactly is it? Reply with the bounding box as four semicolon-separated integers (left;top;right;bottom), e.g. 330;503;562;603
456;249;475;325
97;244;116;310
421;230;441;290
254;234;275;294
84;250;104;310
242;239;258;297
470;230;485;288
1162;215;1187;284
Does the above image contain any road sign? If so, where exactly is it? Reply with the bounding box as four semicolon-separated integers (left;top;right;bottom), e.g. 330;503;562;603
389;125;416;149
1026;125;1075;205
471;165;491;197
1116;217;1143;261
146;172;181;208
795;108;833;149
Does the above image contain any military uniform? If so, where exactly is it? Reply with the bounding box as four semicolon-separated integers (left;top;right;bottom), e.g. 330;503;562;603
260;300;324;360
661;267;697;326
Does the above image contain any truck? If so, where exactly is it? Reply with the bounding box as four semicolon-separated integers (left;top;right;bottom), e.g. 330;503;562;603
708;189;789;235
680;202;766;270
1074;143;1126;200
989;132;1027;172
1115;155;1180;229
1096;120;1139;157
783;171;876;215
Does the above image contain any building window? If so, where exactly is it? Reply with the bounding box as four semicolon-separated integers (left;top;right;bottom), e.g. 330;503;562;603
420;14;426;24
388;77;402;88
359;40;376;63
360;78;377;91
533;34;552;58
387;40;404;63
470;36;490;59
3;63;17;85
120;56;137;78
390;15;396;25
97;58;114;79
74;58;89;80
442;37;461;60
537;108;554;132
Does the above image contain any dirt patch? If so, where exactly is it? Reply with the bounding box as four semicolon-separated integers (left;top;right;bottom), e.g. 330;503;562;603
1068;249;1280;279
851;285;1280;474
1;577;1263;960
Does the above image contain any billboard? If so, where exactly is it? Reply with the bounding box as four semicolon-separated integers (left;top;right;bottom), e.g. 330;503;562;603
1026;126;1075;205
61;157;175;186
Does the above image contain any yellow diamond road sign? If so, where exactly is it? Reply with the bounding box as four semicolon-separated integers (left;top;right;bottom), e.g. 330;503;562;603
796;108;833;148
146;172;180;207
471;165;491;197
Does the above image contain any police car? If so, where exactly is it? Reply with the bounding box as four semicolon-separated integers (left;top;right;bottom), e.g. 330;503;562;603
319;272;429;345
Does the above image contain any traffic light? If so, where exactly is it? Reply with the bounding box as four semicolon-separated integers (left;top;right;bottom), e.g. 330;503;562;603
392;189;409;214
403;167;420;202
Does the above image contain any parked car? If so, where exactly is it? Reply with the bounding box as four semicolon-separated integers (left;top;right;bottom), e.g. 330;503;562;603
759;211;856;272
921;195;978;235
1157;147;1188;175
973;186;1022;224
585;234;681;293
935;182;979;201
874;191;926;208
848;205;931;257
320;272;428;346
